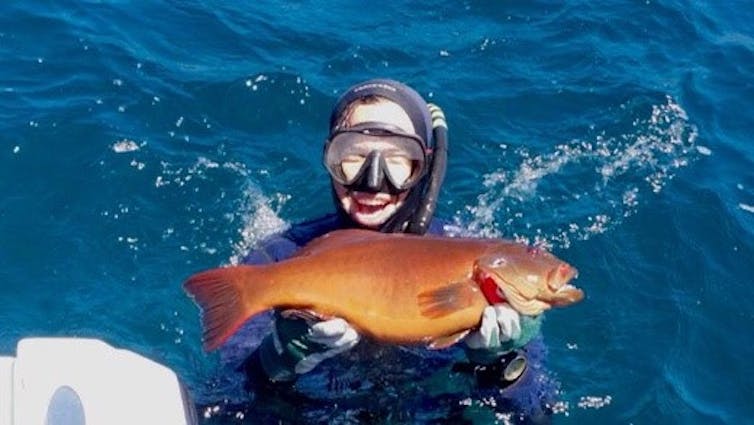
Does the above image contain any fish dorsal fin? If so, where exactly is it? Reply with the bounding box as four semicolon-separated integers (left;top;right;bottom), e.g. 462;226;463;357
427;330;471;350
417;280;480;319
293;229;393;257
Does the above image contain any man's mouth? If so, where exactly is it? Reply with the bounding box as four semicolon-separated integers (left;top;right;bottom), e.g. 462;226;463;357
354;197;390;214
335;187;406;228
350;191;393;214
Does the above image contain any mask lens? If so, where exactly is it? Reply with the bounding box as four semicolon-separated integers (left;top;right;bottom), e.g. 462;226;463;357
384;156;413;186
341;154;367;182
324;128;426;190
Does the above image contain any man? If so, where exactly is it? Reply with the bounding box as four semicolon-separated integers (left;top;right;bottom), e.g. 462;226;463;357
239;79;552;422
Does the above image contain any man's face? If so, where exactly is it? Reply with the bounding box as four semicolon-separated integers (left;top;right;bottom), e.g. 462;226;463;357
332;100;417;228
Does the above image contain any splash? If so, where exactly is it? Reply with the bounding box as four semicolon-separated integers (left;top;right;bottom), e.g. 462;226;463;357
111;139;141;153
124;153;290;261
228;186;290;265
163;157;289;261
151;155;290;405
456;96;701;249
577;395;613;409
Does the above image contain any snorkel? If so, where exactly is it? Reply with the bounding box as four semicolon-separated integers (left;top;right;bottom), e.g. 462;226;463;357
407;103;447;234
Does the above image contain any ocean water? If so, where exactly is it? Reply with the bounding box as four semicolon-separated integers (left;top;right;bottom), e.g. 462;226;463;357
1;1;753;423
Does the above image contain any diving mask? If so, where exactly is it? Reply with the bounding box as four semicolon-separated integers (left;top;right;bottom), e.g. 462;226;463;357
324;122;429;193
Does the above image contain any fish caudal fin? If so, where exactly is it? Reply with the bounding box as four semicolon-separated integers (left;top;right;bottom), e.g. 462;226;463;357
183;266;259;351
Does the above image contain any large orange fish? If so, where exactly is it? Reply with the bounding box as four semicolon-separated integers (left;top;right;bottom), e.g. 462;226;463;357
184;229;583;351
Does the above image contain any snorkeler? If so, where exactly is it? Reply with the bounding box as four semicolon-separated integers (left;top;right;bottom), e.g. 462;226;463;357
238;79;552;422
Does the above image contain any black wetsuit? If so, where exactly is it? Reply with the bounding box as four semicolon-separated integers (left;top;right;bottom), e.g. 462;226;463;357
214;213;556;424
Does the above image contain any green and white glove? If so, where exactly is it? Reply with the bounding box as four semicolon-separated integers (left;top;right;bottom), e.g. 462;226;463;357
464;303;542;364
257;310;360;382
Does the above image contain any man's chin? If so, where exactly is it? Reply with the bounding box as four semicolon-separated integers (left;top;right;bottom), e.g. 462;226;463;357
351;209;393;228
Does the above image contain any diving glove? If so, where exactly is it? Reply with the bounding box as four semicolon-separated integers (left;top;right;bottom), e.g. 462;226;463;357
258;310;360;382
464;303;542;364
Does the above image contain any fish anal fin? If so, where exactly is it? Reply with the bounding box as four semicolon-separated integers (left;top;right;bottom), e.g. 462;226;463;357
279;308;333;324
417;280;478;319
427;330;471;350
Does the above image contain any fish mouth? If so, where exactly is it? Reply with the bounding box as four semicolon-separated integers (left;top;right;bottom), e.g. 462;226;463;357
549;268;584;305
546;263;583;303
556;283;577;293
548;273;584;306
555;283;581;298
547;263;578;291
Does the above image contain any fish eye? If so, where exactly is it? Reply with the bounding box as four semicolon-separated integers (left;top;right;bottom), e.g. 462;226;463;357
489;257;507;267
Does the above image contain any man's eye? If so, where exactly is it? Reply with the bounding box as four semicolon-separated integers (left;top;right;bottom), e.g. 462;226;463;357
341;156;366;180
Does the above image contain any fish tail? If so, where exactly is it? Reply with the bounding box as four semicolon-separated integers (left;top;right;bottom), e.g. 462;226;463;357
183;266;266;351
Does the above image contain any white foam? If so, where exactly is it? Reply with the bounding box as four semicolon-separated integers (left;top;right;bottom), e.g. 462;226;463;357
696;145;712;156
112;139;140;153
456;95;699;247
739;203;754;213
228;187;290;265
146;155;286;265
577;395;613;409
549;400;570;416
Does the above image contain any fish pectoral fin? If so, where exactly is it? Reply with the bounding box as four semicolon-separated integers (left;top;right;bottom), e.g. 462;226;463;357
427;330;471;350
417;280;478;319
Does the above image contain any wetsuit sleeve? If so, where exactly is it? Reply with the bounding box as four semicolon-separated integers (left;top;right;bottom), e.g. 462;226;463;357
237;233;302;391
426;217;452;236
241;234;300;265
242;213;342;265
241;215;344;389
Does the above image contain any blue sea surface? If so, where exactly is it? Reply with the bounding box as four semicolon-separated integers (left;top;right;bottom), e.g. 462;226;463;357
2;1;753;423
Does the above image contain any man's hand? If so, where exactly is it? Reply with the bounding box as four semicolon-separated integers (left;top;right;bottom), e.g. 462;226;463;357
293;317;360;373
465;303;522;350
258;310;360;381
